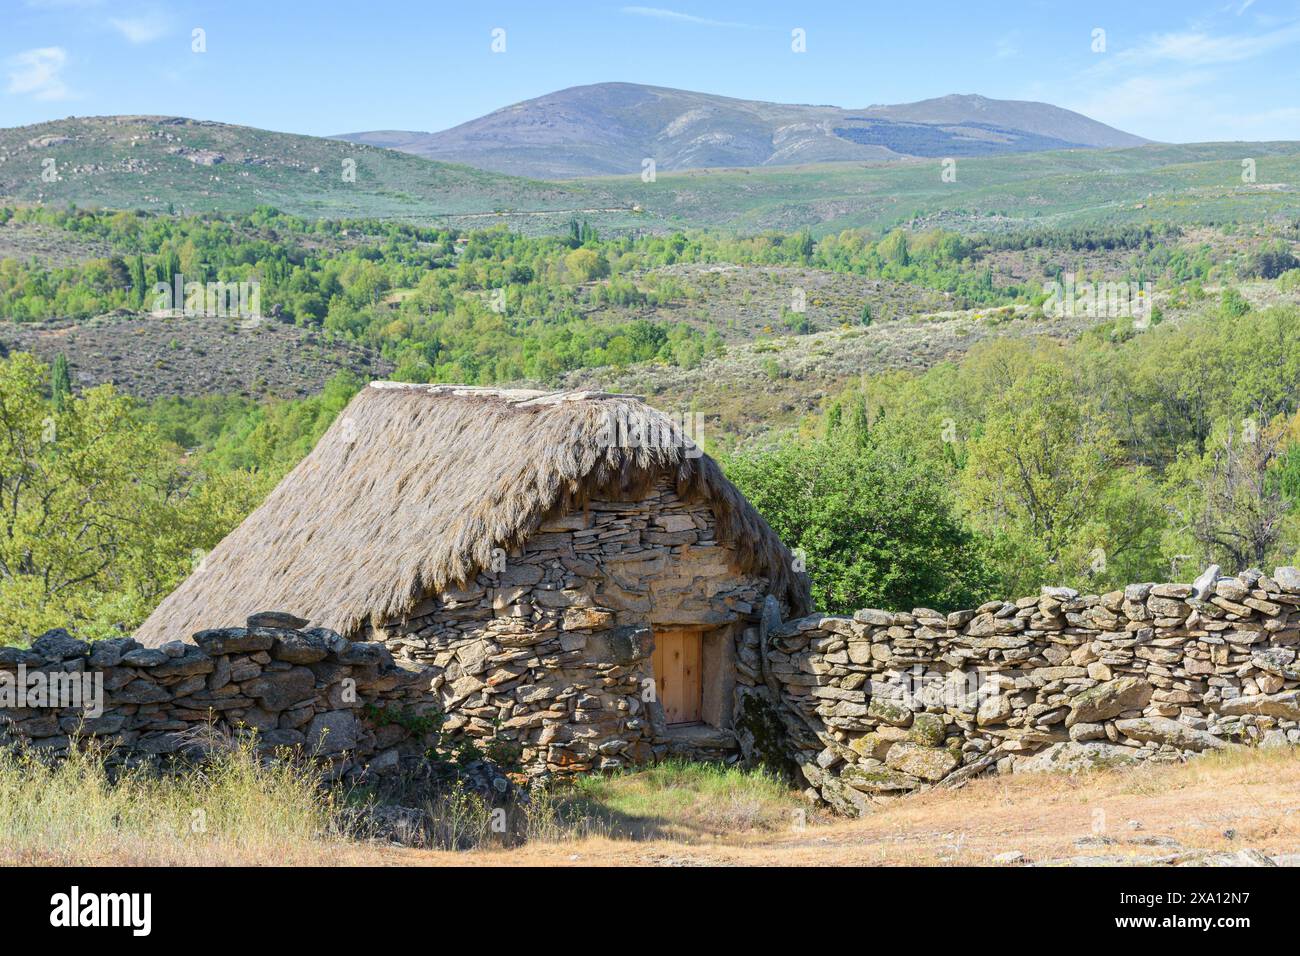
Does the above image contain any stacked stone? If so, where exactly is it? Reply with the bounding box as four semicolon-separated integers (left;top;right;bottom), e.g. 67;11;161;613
361;478;768;775
0;612;429;776
770;567;1300;816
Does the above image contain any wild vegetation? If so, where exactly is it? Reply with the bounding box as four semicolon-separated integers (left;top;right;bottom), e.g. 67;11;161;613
0;740;809;863
4;198;1300;638
0;205;1219;394
728;294;1300;611
0;352;350;638
3;733;1294;866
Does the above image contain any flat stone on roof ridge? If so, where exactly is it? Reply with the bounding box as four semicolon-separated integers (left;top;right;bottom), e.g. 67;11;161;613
367;381;643;404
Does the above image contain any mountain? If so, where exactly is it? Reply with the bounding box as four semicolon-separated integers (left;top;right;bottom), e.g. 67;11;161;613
0;115;613;224
6;114;1294;239
856;93;1140;147
336;83;1148;179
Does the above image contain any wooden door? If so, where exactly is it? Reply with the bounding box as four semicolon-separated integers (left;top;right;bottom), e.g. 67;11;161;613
652;629;702;725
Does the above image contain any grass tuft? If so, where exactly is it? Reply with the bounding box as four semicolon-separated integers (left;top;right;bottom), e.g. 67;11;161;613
0;740;340;865
562;758;816;839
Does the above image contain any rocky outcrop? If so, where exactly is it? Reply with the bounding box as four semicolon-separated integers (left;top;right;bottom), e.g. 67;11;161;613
769;568;1300;813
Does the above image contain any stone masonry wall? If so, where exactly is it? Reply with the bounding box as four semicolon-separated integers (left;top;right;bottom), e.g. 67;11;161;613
770;567;1300;816
361;476;774;774
0;476;778;779
0;614;432;778
18;470;1299;815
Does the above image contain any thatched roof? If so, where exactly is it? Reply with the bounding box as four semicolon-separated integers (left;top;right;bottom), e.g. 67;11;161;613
137;383;808;645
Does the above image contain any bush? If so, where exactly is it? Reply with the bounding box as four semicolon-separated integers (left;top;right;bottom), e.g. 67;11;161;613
725;424;993;613
1219;287;1252;319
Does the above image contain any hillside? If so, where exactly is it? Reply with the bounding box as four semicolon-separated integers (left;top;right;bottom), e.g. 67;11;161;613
4;116;1299;238
337;83;1147;179
859;93;1145;147
0;314;391;401
549;273;1300;443
549;302;1114;441
0;115;624;227
583;141;1300;234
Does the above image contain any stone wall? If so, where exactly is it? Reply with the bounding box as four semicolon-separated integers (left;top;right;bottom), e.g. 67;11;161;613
0;614;432;777
0;476;780;778
361;475;774;773
768;568;1300;815
14;471;1299;815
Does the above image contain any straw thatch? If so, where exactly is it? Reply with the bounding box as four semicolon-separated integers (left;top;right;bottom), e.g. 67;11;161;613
137;383;808;645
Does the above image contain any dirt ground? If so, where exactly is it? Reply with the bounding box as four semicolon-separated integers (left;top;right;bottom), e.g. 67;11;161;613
343;748;1300;867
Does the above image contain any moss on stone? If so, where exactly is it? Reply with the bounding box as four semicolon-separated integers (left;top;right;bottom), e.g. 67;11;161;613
736;691;798;782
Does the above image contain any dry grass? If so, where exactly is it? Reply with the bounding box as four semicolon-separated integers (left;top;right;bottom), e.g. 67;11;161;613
6;746;1299;867
414;746;1300;867
0;741;346;866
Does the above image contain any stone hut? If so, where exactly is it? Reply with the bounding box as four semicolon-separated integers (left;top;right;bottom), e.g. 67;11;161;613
137;383;809;772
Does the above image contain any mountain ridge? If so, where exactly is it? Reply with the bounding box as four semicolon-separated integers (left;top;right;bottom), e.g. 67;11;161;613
0;114;612;223
7;113;1295;239
335;82;1148;179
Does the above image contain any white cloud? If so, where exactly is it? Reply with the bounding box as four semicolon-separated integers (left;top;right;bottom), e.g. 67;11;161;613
1056;9;1300;141
1065;68;1300;142
620;6;760;29
1070;71;1212;125
110;15;169;44
5;46;71;101
1138;19;1300;64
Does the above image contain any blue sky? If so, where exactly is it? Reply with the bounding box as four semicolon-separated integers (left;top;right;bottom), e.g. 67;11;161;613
3;0;1300;142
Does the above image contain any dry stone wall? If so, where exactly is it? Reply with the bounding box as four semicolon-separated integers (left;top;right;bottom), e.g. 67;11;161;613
362;476;773;773
0;613;433;777
770;567;1300;815
11;468;1299;817
0;477;778;779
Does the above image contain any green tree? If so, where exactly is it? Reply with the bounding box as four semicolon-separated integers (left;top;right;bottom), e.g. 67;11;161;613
1219;287;1251;319
50;353;71;410
958;364;1136;592
129;253;148;307
726;428;992;614
564;247;609;282
0;353;252;639
1164;415;1294;574
877;229;910;267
